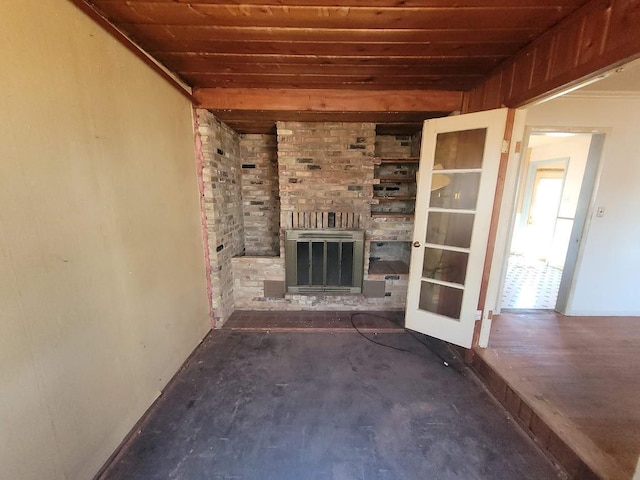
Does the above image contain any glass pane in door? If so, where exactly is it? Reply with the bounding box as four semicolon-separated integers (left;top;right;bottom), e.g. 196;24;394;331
422;248;469;285
425;212;475;248
434;128;487;169
418;127;489;321
429;172;482;210
418;282;464;320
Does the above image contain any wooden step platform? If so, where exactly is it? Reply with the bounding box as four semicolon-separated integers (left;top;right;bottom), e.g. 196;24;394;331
471;312;640;480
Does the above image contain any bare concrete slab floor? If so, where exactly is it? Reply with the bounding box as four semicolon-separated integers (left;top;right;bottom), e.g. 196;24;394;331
100;330;564;480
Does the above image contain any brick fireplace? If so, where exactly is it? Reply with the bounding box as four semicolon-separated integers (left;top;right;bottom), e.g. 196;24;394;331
196;110;419;325
285;229;365;294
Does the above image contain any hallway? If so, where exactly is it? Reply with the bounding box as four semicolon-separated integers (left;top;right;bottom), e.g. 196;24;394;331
99;321;562;480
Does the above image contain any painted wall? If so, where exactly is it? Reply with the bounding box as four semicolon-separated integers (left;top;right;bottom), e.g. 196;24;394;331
526;95;640;315
0;2;210;479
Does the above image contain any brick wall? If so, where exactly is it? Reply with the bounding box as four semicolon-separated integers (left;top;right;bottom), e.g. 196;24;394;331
411;130;423;157
227;123;411;311
239;134;279;256
277;122;376;237
372;135;417;215
368;216;414;243
370;241;411;264
196;110;243;325
375;134;413;158
232;253;407;310
195;119;416;315
370;134;416;242
232;256;286;309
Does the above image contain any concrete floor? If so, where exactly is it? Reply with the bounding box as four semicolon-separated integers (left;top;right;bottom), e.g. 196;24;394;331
100;330;564;480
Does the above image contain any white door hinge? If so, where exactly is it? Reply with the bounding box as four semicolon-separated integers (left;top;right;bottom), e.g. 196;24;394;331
501;139;510;154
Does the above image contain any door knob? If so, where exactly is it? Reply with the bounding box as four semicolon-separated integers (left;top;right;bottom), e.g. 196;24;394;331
413;241;421;248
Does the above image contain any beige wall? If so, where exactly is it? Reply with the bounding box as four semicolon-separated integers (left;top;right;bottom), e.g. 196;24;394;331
0;2;210;479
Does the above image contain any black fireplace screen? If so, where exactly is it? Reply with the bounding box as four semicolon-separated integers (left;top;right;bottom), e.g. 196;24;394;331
285;230;364;293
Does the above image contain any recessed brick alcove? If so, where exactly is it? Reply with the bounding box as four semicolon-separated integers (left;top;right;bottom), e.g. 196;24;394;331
197;110;418;324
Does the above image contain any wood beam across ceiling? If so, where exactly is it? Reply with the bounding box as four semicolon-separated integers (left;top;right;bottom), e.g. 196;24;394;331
193;88;463;113
193;88;463;134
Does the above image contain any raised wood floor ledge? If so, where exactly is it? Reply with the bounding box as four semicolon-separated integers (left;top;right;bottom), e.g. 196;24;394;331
470;312;640;480
470;349;624;480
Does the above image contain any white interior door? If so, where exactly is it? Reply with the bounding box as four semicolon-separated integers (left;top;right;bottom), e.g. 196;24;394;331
405;108;510;348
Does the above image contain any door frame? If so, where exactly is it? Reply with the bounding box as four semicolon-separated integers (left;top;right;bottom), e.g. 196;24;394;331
521;158;568;232
477;126;607;347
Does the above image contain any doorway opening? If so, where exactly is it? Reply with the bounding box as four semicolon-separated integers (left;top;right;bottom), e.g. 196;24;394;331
501;130;602;311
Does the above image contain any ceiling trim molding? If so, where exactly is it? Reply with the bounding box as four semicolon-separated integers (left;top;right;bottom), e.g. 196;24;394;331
565;90;640;100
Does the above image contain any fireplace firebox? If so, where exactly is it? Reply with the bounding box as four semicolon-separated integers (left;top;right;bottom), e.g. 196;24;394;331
285;230;364;293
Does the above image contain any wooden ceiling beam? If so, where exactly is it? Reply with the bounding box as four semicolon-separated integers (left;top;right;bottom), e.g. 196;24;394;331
141;41;517;57
219;120;426;136
213;110;444;134
185;75;479;90
122;24;539;44
164;61;491;76
194;88;463;112
102;0;586;6
153;53;502;67
211;110;447;123
90;3;578;29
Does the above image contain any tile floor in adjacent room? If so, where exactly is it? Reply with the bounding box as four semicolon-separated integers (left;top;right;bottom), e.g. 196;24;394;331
501;255;563;309
99;324;564;480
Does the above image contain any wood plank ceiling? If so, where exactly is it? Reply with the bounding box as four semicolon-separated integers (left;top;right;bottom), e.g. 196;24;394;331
81;0;591;134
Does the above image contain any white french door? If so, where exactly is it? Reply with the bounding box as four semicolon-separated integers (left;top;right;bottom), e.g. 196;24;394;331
405;108;510;348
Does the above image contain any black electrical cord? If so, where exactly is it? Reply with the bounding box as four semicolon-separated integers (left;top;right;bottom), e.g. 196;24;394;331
349;312;416;354
349;312;466;376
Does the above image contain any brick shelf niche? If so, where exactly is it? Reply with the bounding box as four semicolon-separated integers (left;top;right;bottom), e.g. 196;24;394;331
368;134;421;279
